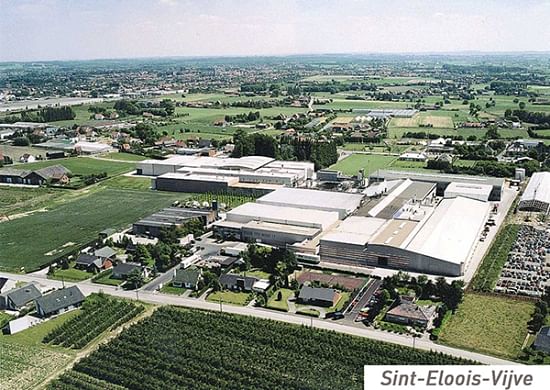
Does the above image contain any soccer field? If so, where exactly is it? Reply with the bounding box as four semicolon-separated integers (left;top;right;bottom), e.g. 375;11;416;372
329;154;396;176
0;188;186;272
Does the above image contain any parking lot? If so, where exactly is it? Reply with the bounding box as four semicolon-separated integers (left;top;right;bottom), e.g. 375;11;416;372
495;225;550;297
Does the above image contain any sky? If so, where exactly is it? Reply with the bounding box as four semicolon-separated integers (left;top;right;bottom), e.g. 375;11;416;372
1;0;550;62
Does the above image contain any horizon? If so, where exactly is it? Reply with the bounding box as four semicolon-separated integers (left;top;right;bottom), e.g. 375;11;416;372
1;0;550;62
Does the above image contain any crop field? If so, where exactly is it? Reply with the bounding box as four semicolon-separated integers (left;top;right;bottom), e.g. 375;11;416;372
100;175;152;191
50;307;470;390
439;293;533;359
0;342;73;390
419;114;454;128
330;154;396;176
18;157;136;177
0;186;64;215
390;116;419;127
0;188;185;272
43;295;144;349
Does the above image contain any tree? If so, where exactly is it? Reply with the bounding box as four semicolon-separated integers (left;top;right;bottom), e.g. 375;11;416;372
160;99;175;116
485;126;500;139
12;137;30;146
134;244;152;266
127;268;145;289
518;101;526;110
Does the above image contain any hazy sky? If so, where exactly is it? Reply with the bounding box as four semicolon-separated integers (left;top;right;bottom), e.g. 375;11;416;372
1;0;550;62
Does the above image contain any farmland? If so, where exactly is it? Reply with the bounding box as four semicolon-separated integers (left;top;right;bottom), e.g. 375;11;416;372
0;187;185;272
439;293;533;360
50;307;471;390
0;186;64;215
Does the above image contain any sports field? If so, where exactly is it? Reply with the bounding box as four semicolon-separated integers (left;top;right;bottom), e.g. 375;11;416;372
0;188;185;272
439;293;533;360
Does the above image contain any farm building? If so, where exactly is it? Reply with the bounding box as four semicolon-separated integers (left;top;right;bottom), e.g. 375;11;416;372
0;283;42;310
368;170;504;201
35;286;85;317
256;187;364;218
297;286;340;307
133;207;217;237
519;172;550;214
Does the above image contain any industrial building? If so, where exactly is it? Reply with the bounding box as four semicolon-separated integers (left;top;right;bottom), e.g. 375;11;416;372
256;187;364;218
369;169;504;201
138;155;315;194
444;182;493;202
519;172;550;214
133;207;217;237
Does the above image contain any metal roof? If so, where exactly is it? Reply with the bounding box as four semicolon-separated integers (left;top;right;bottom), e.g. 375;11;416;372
520;172;550;207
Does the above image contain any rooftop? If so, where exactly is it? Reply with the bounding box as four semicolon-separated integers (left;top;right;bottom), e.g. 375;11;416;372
321;216;386;246
521;172;550;206
35;286;85;315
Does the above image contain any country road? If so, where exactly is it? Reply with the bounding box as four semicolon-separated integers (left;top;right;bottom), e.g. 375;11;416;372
0;270;517;365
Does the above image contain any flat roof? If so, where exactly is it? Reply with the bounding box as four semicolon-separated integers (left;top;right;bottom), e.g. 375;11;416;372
257;188;363;216
227;202;339;230
406;196;491;264
321;216;386;245
369;169;505;187
368;180;436;219
243;220;320;236
521;172;550;205
370;219;419;247
157;172;238;184
445;182;493;197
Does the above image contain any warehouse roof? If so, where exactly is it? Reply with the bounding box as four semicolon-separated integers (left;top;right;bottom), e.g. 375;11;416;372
321;217;386;246
406;196;491;264
157;172;239;184
227;202;340;230
520;172;550;206
444;182;493;200
369;169;505;187
257;188;363;216
243;220;320;237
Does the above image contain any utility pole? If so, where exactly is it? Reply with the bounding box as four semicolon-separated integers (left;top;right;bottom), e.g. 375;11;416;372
219;296;223;312
135;289;139;301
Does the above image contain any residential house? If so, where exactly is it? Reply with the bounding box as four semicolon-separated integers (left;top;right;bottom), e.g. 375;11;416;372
74;253;112;273
534;326;550;354
35;286;85;317
219;273;258;292
94;246;117;263
0;283;42;310
384;298;436;328
173;266;202;290
297;286;340;307
112;262;148;280
34;165;72;184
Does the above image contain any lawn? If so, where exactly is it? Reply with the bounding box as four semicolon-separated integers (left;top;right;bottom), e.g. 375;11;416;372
49;263;92;282
328;291;351;313
92;269;124;286
296;308;320;317
0;311;14;329
0;188;186;272
18;156;136;177
160;283;187;295
100;175;152;191
439;293;533;359
102;152;147;162
266;288;294;312
207;290;253;306
238;268;271;279
330;154;396;176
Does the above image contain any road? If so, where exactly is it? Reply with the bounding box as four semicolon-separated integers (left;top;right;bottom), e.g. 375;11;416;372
0;270;516;365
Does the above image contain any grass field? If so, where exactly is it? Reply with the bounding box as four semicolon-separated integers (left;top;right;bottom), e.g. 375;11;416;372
206;290;253;306
160;283;187;295
18;157;136;177
330;154;397;176
0;188;185;272
49;262;92;282
439;293;533;359
92;269;124;286
100;175;152;191
101;152;147;162
0;186;64;215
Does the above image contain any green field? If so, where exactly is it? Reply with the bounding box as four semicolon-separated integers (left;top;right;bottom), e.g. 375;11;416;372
101;152;147;162
266;288;294;311
439;293;533;359
0;188;186;272
206;290;253;306
18;157;136;177
100;175;152;191
330;154;397;175
0;186;64;215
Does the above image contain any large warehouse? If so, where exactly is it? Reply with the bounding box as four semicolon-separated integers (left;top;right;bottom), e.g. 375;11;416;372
138;155;315;193
319;196;492;276
519;172;550;214
256;187;364;218
369;170;504;201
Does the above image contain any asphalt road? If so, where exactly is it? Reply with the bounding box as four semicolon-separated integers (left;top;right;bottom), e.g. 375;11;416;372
0;270;516;365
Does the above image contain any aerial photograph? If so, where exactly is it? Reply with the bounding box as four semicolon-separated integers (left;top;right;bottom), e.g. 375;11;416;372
0;0;549;389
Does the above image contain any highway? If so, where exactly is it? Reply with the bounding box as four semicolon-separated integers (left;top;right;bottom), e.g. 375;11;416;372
0;270;516;365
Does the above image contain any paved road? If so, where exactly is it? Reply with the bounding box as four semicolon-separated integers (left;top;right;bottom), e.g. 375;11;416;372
0;270;516;365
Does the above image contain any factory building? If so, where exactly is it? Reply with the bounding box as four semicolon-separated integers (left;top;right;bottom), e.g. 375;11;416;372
319;196;490;276
133;207;217;237
369;169;504;201
444;182;493;202
256;187;364;218
519;172;550;214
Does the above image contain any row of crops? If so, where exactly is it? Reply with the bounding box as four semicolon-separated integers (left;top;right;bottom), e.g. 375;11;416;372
48;371;127;390
470;224;520;292
52;307;472;390
43;295;144;349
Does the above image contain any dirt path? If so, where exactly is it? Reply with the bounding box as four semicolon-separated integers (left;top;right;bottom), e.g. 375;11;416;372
36;305;158;389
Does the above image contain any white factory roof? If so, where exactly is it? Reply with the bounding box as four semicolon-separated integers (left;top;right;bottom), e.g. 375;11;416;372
256;188;363;217
520;172;550;205
157;172;238;184
139;155;274;171
244;220;320;236
227;202;339;230
321;216;386;245
406;196;491;265
444;182;492;200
